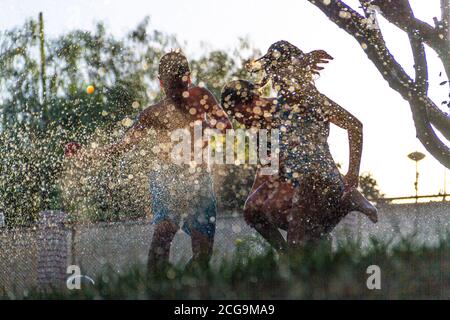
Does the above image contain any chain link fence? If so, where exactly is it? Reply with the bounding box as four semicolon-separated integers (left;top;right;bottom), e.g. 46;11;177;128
1;201;449;296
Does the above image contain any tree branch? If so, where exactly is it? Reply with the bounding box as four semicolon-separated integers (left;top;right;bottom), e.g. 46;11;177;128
409;29;449;168
402;0;429;94
442;0;450;41
372;0;450;80
370;0;450;107
308;0;450;168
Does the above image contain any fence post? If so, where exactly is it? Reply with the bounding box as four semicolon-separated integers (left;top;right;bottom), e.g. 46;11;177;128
37;211;70;291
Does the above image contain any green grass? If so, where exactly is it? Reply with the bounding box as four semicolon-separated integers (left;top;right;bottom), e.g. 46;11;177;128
4;236;450;300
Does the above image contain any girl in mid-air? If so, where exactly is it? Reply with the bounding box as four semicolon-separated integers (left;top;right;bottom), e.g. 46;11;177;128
221;42;377;251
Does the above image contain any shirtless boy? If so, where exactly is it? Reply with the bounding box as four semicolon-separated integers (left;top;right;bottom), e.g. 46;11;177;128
71;50;232;271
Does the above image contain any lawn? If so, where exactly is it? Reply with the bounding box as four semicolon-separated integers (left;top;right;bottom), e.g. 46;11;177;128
6;235;449;300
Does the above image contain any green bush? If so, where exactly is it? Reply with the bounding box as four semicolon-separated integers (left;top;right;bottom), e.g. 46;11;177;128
0;17;260;226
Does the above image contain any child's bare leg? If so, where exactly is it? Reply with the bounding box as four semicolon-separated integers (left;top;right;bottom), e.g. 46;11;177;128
287;211;331;253
286;188;323;251
186;230;214;270
341;188;378;223
244;184;287;252
246;207;288;252
286;208;308;251
147;219;179;274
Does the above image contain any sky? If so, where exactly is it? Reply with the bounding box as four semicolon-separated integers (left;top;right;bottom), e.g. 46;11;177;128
1;0;449;198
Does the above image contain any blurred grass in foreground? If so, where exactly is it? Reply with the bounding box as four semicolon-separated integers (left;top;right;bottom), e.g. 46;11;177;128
3;235;450;300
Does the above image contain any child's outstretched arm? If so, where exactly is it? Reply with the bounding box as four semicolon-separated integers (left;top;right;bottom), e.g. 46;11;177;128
322;95;363;190
194;87;233;132
78;110;153;160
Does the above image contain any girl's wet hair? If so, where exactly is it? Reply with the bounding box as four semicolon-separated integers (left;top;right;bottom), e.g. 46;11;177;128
221;80;256;110
158;50;190;102
249;40;332;88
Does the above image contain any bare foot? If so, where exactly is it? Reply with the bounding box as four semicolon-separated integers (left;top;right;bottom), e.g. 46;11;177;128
342;188;378;223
